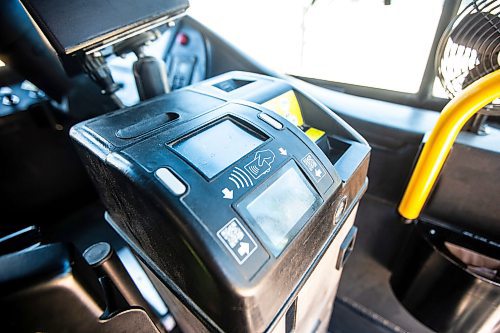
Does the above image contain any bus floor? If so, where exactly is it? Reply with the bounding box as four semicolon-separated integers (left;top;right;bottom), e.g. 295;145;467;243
329;195;433;333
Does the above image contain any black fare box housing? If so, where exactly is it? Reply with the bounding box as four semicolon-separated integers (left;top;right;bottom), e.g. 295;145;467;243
70;72;370;332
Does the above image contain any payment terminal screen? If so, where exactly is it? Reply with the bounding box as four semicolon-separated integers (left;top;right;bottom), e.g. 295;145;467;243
173;119;264;178
243;162;321;255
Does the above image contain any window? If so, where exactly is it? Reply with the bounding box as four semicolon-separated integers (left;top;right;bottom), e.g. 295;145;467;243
189;0;445;94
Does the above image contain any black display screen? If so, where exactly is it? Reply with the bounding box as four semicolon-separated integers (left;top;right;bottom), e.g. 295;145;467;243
173;119;264;179
238;161;322;256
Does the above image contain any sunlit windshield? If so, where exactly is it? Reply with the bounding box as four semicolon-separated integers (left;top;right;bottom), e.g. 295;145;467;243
190;0;445;94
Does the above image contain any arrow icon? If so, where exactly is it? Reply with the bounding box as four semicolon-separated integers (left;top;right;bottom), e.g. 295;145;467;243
238;242;250;257
222;188;233;200
279;147;287;156
315;168;323;178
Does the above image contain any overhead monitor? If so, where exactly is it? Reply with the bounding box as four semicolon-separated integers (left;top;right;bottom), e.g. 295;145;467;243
20;0;189;55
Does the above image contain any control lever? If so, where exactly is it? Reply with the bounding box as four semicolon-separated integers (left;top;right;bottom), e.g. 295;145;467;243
133;54;170;100
114;30;170;101
83;242;167;332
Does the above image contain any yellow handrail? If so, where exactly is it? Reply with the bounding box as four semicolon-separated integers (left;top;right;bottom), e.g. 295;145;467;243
398;70;500;220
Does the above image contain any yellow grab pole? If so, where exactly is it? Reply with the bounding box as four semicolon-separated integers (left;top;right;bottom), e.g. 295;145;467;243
398;70;500;221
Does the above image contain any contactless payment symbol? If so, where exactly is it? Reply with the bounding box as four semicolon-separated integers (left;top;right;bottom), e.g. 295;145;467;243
217;218;258;265
245;149;275;180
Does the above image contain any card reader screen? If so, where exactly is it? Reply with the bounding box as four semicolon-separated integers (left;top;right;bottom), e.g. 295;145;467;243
173;119;264;178
243;162;321;255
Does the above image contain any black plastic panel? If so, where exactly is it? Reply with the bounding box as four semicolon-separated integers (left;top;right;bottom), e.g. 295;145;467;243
166;22;207;90
21;0;189;54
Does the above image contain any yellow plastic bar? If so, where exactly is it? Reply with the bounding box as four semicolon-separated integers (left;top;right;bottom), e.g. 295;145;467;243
399;70;500;220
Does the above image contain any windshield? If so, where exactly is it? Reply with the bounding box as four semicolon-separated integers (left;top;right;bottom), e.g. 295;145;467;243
190;0;445;94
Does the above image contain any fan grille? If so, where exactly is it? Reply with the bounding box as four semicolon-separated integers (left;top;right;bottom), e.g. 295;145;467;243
436;0;500;112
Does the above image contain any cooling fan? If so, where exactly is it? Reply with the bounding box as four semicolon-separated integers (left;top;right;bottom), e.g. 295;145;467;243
436;0;500;115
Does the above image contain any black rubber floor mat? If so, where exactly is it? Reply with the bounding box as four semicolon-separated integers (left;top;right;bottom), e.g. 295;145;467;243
330;296;408;333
